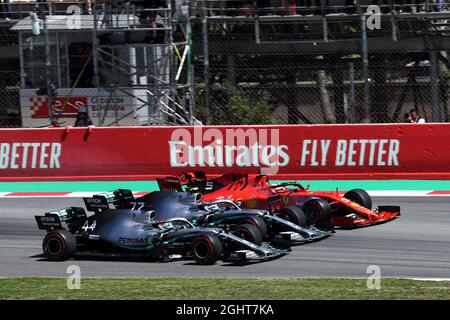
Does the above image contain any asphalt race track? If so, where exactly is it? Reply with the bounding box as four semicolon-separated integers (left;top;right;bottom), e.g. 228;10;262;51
0;197;449;278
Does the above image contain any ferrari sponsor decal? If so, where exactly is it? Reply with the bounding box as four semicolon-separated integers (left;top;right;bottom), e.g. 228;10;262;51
245;197;258;209
215;195;234;201
0;142;61;169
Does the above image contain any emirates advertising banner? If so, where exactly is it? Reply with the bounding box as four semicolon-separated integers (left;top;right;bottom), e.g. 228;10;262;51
0;124;449;181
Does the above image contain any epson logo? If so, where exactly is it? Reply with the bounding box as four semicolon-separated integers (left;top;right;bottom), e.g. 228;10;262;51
86;198;102;204
41;216;56;222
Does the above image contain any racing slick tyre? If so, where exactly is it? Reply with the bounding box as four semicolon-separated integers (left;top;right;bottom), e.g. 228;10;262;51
190;235;223;265
42;230;77;261
233;223;263;246
303;199;333;231
277;206;307;228
238;216;268;238
344;189;372;209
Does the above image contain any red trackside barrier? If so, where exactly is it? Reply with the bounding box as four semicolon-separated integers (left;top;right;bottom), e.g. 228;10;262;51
0;124;449;181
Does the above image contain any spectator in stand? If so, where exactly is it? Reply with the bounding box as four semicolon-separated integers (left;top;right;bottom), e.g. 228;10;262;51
74;106;93;127
85;0;92;14
405;0;424;12
290;0;297;15
428;0;444;11
404;112;413;123
0;0;11;20
409;108;426;123
411;0;422;12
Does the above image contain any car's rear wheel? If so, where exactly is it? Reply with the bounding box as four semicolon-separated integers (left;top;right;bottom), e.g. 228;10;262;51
278;206;307;227
238;216;268;238
344;189;372;209
233;223;263;245
303;199;333;230
42;230;76;261
190;235;223;265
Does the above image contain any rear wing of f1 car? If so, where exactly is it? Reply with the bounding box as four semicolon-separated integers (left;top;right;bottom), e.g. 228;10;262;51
83;189;134;212
156;177;183;192
35;207;87;232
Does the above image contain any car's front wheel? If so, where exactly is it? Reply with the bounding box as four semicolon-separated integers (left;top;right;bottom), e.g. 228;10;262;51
233;223;263;245
238;216;268;238
303;199;333;230
190;235;223;265
278;205;307;227
344;189;372;209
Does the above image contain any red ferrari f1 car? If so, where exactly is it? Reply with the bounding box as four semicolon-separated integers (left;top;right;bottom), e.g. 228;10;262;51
157;172;400;230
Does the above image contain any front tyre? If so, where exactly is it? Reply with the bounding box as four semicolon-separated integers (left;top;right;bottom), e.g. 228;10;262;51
303;199;333;230
344;189;372;209
238;216;268;238
278;206;307;227
42;230;76;261
233;223;263;245
190;235;223;265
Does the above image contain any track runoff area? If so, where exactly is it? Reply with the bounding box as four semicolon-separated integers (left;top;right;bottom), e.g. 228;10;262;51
0;178;450;300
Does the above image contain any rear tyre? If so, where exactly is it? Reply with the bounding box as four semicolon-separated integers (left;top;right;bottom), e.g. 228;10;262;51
42;230;77;261
344;189;372;209
233;223;263;245
238;216;268;238
278;206;307;227
190;235;223;265
303;199;333;230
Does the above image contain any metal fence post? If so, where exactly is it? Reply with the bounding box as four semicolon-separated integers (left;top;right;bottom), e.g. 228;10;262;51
187;0;196;124
349;61;356;123
359;2;371;123
431;51;440;122
42;9;54;125
202;2;211;124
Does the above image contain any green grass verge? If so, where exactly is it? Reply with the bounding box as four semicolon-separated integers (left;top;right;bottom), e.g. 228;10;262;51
0;278;449;300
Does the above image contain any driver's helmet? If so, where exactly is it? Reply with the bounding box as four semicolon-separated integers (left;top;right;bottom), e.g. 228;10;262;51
159;221;175;230
203;204;221;213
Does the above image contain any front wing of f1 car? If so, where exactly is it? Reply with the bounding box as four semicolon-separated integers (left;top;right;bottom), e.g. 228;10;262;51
195;201;331;243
